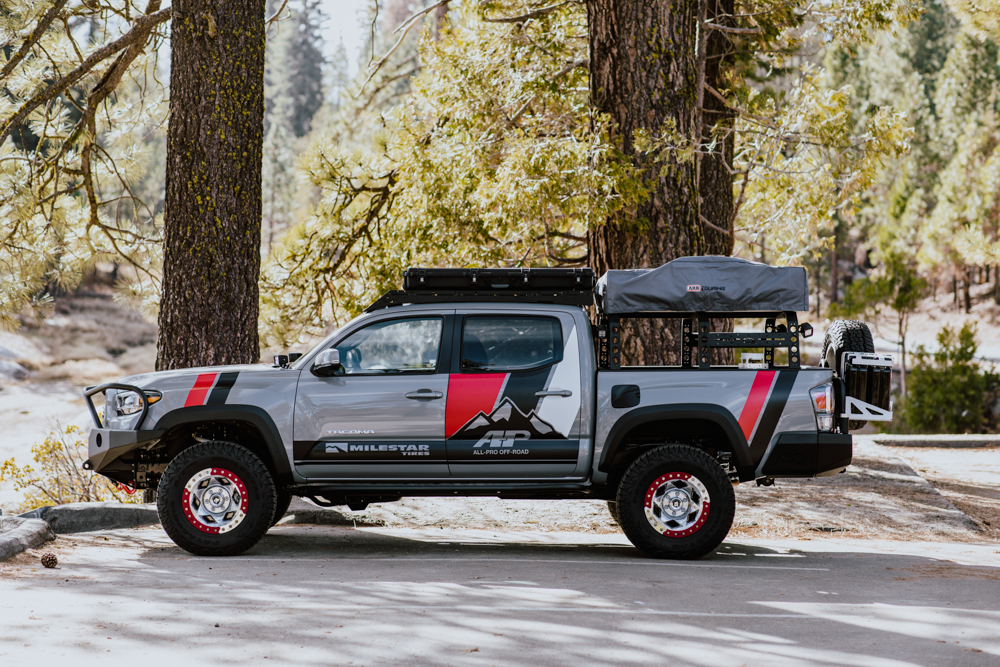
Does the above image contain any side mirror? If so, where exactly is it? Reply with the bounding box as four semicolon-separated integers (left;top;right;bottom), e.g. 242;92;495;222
311;349;341;377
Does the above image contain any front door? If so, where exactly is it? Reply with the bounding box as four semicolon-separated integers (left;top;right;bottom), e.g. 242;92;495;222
446;311;584;478
293;315;452;479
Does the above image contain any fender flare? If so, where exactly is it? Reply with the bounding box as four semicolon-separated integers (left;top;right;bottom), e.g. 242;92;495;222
153;405;292;477
597;403;754;477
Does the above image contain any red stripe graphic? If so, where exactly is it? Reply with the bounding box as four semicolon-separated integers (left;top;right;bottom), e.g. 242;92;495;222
738;370;776;441
445;373;507;438
184;373;219;407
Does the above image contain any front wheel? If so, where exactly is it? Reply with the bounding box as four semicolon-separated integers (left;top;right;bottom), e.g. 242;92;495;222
158;441;276;556
616;444;735;559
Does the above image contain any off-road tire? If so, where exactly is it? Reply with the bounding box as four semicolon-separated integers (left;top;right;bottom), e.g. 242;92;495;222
158;441;276;557
616;445;735;560
822;320;875;429
271;489;293;527
606;500;621;529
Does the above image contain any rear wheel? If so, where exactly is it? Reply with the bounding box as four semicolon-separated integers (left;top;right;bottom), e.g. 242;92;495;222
616;445;735;559
158;441;276;556
822;320;875;429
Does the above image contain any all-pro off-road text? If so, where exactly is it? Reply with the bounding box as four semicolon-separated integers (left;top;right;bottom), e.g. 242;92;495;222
84;257;894;559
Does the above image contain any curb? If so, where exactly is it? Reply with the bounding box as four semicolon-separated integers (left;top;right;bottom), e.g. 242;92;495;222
17;502;160;535
864;434;998;448
0;517;55;561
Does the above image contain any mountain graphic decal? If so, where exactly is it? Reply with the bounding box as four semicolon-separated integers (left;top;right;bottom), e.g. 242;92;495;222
451;397;565;440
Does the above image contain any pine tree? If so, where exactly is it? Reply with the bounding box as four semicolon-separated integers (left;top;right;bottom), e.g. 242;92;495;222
268;0;327;138
261;121;298;254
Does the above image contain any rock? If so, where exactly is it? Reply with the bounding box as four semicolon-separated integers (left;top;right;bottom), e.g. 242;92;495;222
0;359;29;383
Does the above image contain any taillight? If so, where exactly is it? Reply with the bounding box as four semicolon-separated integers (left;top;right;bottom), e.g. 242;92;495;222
810;382;834;432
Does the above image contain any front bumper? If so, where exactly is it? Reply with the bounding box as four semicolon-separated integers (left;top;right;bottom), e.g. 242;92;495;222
82;382;163;475
85;428;164;473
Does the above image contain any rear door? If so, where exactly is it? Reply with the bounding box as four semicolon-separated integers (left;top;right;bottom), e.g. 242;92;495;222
293;314;453;479
446;310;584;478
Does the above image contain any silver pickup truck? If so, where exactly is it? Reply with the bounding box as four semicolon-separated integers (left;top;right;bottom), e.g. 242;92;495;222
84;257;894;559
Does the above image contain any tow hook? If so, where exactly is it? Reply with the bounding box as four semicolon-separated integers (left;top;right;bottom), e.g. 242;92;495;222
756;477;775;487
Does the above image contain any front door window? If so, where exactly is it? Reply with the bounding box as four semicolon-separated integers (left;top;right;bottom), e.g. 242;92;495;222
335;318;443;375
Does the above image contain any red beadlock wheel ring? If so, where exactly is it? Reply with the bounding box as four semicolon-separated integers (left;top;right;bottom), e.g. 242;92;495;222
643;472;711;538
182;467;250;535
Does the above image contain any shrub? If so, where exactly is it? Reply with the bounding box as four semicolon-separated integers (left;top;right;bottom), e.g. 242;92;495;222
0;424;141;513
896;323;994;434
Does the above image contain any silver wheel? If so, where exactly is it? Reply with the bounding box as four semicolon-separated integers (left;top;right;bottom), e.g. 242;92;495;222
182;468;249;534
643;472;711;537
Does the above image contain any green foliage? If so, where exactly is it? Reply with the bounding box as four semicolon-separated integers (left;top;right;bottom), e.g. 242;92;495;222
897;323;993;433
833;252;928;321
946;0;1000;40
0;0;168;328
0;424;141;512
258;0;920;346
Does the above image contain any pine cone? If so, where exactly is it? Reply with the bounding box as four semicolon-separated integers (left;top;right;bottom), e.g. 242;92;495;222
40;553;58;569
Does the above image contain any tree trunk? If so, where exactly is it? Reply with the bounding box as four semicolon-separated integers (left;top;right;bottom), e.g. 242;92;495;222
829;238;839;306
898;316;907;399
157;0;266;370
963;266;972;313
586;0;734;366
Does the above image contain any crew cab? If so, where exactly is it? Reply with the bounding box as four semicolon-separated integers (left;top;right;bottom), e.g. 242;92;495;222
84;257;894;558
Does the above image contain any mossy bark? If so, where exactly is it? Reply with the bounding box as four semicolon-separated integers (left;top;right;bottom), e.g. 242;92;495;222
158;0;266;370
586;0;734;365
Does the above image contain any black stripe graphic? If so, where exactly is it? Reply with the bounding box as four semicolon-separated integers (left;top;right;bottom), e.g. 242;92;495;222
749;370;797;458
207;372;239;405
499;365;553;414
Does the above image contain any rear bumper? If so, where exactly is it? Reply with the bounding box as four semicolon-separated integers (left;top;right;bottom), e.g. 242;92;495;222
759;432;852;478
85;428;164;474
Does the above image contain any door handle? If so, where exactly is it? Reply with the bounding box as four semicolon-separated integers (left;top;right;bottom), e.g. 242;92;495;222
535;389;573;398
405;390;444;400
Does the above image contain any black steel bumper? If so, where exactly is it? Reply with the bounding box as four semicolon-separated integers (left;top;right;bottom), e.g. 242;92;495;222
760;432;852;477
82;383;162;474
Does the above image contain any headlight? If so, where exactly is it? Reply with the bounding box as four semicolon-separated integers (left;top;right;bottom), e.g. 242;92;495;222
809;382;834;432
115;390;161;416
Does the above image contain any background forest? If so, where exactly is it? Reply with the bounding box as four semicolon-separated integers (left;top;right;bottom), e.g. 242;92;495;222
1;0;999;433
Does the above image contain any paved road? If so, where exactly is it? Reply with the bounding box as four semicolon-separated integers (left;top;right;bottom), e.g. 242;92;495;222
1;526;998;666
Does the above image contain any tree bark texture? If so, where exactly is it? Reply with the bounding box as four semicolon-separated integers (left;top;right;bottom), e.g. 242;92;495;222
586;0;734;365
158;0;266;370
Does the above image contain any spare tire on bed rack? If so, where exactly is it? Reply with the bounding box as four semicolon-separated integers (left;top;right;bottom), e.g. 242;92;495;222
822;320;875;430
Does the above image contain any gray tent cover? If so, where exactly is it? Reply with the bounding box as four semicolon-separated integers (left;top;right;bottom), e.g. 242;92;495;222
596;256;809;314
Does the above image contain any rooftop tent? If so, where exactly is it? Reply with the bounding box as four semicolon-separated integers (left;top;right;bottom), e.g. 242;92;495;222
596;256;809;314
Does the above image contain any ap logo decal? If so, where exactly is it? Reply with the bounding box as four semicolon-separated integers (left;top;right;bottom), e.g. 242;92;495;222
473;430;531;448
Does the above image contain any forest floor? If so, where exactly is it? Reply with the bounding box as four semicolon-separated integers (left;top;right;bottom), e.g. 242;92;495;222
0;284;997;548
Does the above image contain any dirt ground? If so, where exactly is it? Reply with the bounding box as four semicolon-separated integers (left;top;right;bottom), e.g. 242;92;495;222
891;445;1000;541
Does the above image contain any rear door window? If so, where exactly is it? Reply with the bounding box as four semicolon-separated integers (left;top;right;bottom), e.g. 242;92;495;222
461;316;562;372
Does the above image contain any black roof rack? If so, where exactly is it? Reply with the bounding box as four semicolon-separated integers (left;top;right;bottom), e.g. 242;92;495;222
365;268;596;312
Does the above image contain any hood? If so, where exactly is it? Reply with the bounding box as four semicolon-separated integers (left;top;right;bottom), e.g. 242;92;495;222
117;363;276;389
